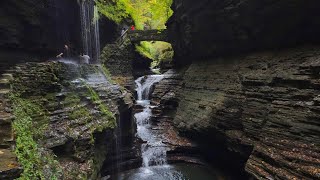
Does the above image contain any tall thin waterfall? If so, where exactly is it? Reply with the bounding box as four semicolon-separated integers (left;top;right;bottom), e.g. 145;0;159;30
134;75;166;168
93;6;101;63
79;0;100;63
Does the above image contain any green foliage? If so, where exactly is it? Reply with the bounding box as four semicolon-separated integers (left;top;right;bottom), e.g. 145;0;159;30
100;64;113;82
84;84;116;129
10;94;61;180
137;41;173;67
64;93;81;106
95;0;129;24
92;65;114;83
96;0;174;66
69;107;92;121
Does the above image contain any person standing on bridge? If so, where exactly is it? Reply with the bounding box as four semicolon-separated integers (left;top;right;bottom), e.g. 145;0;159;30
121;28;126;36
130;25;135;31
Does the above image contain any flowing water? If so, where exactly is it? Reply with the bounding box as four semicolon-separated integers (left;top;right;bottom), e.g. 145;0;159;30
135;75;166;167
79;0;100;63
114;75;223;180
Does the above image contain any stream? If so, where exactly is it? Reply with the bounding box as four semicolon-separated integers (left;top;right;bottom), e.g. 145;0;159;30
115;74;223;180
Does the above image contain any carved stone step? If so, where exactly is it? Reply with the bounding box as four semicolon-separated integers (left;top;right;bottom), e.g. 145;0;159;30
0;115;14;125
0;79;10;89
0;74;13;81
0;149;22;179
0;89;10;98
0;123;13;147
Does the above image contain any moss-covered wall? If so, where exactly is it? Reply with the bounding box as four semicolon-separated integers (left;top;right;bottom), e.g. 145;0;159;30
2;61;133;179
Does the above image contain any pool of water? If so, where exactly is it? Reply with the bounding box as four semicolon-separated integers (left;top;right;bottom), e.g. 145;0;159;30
115;163;224;180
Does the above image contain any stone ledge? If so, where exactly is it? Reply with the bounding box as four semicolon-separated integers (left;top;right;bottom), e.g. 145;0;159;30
0;149;22;180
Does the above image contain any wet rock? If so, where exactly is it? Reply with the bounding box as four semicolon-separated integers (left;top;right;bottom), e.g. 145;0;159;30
167;0;320;65
0;73;21;179
0;0;82;63
171;46;320;179
100;43;152;92
0;149;22;180
0;61;135;179
149;69;198;163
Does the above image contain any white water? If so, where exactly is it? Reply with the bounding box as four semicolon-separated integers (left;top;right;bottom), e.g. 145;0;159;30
79;0;100;63
135;75;165;101
57;58;79;65
134;75;167;168
118;75;221;180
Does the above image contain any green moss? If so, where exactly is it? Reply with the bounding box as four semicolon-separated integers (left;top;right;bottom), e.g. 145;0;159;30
44;93;57;102
9;94;62;180
84;84;116;130
69;107;92;122
100;65;114;83
64;93;81;107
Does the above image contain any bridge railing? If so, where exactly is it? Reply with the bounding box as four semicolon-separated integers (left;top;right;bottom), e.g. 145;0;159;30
115;29;168;46
115;29;130;46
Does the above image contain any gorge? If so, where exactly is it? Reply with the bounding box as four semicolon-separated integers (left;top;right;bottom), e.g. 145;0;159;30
0;0;320;180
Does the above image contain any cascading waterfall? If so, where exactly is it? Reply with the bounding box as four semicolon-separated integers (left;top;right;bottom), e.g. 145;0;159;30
79;0;100;63
93;6;101;63
134;75;167;167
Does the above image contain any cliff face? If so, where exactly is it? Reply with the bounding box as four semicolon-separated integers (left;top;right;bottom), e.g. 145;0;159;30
0;0;118;72
100;43;152;91
167;0;320;65
164;0;320;179
0;0;82;75
0;0;81;55
172;47;320;179
0;62;134;179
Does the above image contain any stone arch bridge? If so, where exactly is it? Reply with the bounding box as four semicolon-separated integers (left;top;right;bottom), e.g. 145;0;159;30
116;29;169;46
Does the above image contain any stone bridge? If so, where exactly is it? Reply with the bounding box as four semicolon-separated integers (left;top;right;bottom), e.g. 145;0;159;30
116;29;169;46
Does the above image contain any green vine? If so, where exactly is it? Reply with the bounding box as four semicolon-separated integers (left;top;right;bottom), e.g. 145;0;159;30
10;94;62;180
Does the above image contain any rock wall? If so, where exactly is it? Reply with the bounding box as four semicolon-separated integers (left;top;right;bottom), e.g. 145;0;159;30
167;0;320;65
0;73;22;179
101;44;152;91
150;70;203;164
0;0;118;73
0;61;134;179
0;0;82;75
0;0;81;57
155;47;320;179
165;0;320;178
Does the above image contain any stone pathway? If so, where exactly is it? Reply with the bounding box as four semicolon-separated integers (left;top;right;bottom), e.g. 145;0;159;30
0;72;22;179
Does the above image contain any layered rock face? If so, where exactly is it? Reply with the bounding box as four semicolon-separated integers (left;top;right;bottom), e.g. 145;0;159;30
0;0;117;72
0;0;82;75
0;0;81;56
167;0;320;65
150;70;200;164
155;47;319;179
165;0;320;178
0;62;134;179
0;73;22;179
101;44;152;91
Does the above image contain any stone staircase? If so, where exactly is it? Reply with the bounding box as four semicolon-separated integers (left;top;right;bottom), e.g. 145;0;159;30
0;72;22;179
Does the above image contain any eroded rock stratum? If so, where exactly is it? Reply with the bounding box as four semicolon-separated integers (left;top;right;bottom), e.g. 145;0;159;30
162;0;320;178
0;61;133;179
167;0;320;65
152;47;320;179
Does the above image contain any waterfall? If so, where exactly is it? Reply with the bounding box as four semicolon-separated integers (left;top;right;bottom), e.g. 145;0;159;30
79;0;100;63
93;6;101;63
134;75;166;168
135;75;165;101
